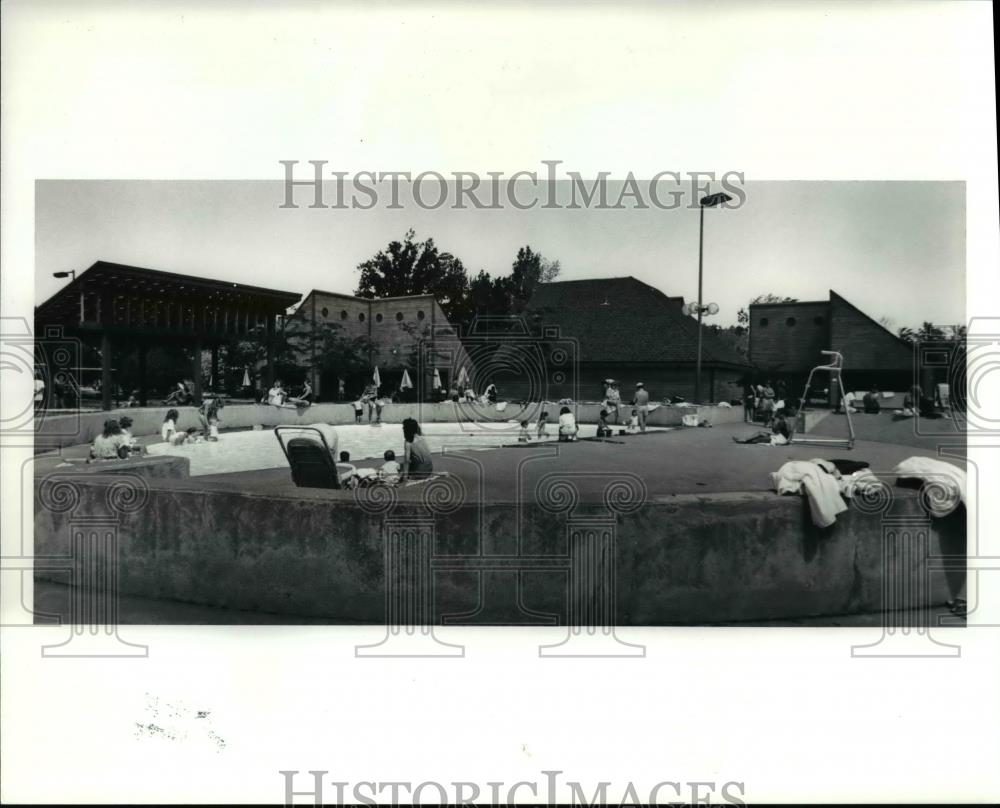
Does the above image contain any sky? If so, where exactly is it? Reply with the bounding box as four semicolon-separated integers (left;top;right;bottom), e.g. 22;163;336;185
35;179;965;331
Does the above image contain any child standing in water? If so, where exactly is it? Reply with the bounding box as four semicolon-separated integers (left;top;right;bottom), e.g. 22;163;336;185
353;399;364;424
536;411;550;440
518;420;530;442
625;409;640;434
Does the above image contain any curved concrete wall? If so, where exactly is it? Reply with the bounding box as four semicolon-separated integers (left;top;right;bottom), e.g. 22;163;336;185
33;475;965;624
35;401;747;451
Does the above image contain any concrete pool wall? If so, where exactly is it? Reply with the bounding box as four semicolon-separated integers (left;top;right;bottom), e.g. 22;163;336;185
34;401;746;451
33;471;966;624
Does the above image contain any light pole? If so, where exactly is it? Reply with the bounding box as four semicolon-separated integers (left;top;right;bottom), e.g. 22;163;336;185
692;192;732;403
52;270;77;281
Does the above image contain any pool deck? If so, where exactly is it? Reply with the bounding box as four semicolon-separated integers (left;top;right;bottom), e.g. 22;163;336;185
141;421;965;504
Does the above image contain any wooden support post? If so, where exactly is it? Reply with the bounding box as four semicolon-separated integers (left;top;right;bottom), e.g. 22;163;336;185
210;345;219;393
100;331;113;411
138;343;148;407
265;314;275;387
191;338;203;405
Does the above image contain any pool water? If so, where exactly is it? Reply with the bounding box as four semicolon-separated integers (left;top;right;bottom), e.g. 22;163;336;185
145;421;670;477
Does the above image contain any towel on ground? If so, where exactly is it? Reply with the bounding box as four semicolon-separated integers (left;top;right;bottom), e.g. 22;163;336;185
893;456;966;516
771;460;848;528
495;401;508;412
717;401;732;408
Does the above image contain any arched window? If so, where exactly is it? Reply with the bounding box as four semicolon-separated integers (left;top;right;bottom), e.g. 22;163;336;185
813;315;825;326
321;307;329;318
396;312;404;321
358;312;365;322
417;310;425;320
340;310;348;320
376;313;383;323
759;317;769;327
786;316;797;327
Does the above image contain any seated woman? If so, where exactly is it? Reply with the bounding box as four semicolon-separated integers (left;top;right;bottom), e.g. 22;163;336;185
862;387;881;414
899;385;941;419
401;417;434;482
557;406;579;441
285;380;313;408
90;419;131;460
163;381;190;406
118;416;142;454
733;409;792;445
596;409;613;438
267;380;287;406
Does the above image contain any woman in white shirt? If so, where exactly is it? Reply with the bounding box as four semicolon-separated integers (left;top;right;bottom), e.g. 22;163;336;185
557;406;578;442
267;381;286;406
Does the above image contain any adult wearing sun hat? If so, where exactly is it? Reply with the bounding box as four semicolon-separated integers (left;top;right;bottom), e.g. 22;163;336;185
604;378;622;423
632;381;651;433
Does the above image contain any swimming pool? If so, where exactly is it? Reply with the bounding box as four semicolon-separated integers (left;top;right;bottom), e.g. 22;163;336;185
144;421;670;477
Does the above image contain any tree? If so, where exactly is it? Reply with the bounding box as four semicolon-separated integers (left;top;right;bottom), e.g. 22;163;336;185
507;246;561;313
897;321;964;344
737;294;797;327
355;229;470;322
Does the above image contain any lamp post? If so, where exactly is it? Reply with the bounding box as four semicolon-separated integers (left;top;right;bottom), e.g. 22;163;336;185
692;192;732;403
52;270;76;281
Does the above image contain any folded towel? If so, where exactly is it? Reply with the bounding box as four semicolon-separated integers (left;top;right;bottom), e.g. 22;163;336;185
893;456;966;516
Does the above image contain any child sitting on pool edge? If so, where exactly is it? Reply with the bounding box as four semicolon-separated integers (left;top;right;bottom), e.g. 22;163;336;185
379;450;401;485
596;409;613;438
518;420;530;442
337;451;358;487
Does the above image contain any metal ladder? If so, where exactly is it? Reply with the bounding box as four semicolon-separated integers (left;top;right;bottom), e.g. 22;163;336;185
790;350;855;450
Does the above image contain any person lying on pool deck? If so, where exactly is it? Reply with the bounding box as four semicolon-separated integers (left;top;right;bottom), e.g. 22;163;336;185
732;408;792;445
400;417;434;481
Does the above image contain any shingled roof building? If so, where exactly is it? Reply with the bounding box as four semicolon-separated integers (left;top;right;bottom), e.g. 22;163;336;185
749;290;916;402
523;276;749;403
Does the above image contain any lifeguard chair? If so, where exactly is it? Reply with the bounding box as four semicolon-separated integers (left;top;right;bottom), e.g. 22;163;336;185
790;350;856;450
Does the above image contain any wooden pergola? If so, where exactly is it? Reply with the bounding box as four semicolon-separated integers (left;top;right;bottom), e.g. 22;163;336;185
34;261;301;410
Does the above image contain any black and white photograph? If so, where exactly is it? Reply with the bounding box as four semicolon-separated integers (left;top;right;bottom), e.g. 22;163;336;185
29;178;969;633
2;2;998;805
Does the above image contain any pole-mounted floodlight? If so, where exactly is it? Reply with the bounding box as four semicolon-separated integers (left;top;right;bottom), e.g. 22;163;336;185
694;191;733;404
52;270;77;281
